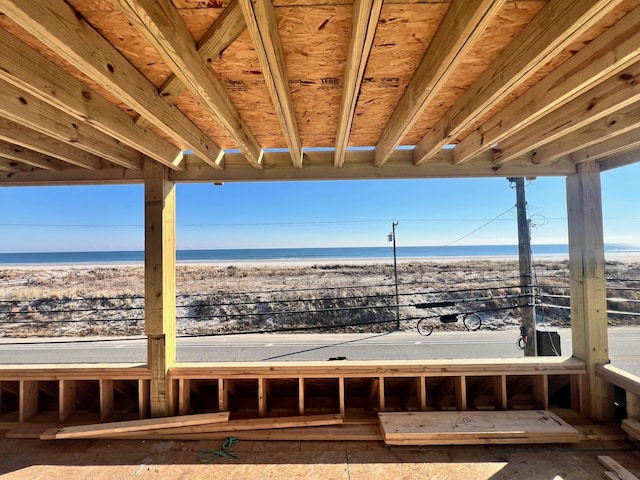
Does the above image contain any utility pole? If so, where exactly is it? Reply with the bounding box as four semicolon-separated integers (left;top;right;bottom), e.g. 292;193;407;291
389;221;400;329
509;177;537;356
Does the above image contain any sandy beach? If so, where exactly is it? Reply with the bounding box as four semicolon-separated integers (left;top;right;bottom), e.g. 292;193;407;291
0;256;638;338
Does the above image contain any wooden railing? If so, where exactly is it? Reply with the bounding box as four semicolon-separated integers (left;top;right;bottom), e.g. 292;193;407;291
0;357;586;425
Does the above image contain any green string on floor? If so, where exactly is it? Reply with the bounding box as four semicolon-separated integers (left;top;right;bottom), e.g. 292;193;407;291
198;437;240;463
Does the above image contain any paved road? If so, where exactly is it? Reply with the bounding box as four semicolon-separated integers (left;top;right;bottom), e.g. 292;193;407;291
0;327;638;375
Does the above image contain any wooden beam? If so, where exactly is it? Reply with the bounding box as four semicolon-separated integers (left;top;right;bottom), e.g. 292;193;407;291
495;60;640;165
454;4;640;165
0;29;183;171
415;0;624;165
375;0;504;167
115;0;263;168
334;0;383;167
533;101;640;164
136;0;246;128
566;162;612;421
145;159;177;417
571;127;640;164
597;456;640;480
239;0;302;168
0;79;143;170
0;159;24;174
599;148;640;172
1;0;223;169
0;118;103;171
0;141;62;171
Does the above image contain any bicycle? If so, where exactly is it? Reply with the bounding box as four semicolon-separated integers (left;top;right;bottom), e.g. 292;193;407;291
416;312;482;336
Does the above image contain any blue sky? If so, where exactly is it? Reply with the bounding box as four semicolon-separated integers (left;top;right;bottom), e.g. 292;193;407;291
0;163;638;252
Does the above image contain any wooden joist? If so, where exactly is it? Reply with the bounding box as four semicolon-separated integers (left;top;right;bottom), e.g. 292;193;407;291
379;410;580;445
41;411;230;440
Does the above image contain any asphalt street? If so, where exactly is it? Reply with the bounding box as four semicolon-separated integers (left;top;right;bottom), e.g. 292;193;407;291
0;327;637;375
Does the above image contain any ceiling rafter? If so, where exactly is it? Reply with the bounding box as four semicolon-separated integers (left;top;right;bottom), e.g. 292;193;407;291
493;59;640;165
0;0;224;170
453;3;640;165
571;128;640;164
239;0;302;168
532;101;640;165
374;0;505;168
334;0;383;168
0;78;143;170
414;0;625;166
0;29;182;171
135;0;246;129
598;147;640;172
114;0;263;169
0;118;103;171
0;141;63;171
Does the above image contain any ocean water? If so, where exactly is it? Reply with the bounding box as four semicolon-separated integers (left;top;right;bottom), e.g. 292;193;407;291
0;244;638;266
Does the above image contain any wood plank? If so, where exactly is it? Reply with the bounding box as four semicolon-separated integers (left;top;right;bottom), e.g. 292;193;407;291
298;377;305;415
622;418;640;442
258;377;267;417
115;0;261;168
378;376;385;412
534;100;640;164
59;380;76;423
19;380;38;423
495;61;640;165
418;377;427;411
334;0;383;167
0;141;62;171
101;413;343;438
532;374;549;409
338;377;346;418
1;0;223;168
599;148;640;172
219;378;229;412
135;0;246;128
494;376;507;410
178;379;190;416
597;456;640;480
375;0;504;167
452;2;640;165
0;28;182;170
99;379;114;422
79;422;381;442
239;0;301;168
41;412;230;440
379;410;580;445
0;118;103;171
415;0;623;165
138;379;150;419
0;79;142;170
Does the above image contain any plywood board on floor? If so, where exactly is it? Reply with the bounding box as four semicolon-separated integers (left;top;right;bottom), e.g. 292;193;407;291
379;410;580;445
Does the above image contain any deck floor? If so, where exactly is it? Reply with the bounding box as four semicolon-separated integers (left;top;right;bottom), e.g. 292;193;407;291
0;432;638;479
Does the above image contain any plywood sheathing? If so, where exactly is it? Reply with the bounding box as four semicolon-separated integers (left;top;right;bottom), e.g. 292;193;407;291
349;4;447;148
405;1;544;145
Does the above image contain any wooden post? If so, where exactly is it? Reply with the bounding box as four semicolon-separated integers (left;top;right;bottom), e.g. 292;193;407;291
512;177;536;356
566;161;612;421
145;159;176;417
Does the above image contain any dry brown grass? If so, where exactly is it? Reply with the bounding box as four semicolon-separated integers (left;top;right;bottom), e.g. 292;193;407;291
0;259;638;338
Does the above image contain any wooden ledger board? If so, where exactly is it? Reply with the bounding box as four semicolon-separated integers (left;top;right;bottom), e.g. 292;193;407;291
379;410;580;445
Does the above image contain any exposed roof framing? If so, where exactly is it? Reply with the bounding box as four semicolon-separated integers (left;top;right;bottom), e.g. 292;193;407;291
414;0;626;165
374;0;505;167
0;0;639;185
114;0;263;168
333;0;382;168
